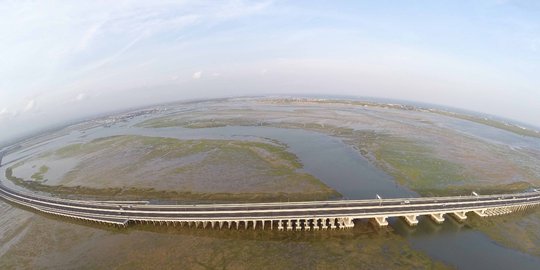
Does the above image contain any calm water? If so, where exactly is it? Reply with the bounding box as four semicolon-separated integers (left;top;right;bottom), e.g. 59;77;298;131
2;110;540;269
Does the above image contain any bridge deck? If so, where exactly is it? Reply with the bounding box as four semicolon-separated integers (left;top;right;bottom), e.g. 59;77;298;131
1;181;539;229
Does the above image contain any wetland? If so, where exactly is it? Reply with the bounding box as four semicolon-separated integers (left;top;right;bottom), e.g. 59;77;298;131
1;97;540;269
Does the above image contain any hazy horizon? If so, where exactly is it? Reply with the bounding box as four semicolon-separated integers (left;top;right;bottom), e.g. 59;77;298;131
2;1;540;144
1;94;538;147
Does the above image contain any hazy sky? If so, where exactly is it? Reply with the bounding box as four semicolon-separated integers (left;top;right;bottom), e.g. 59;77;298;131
1;0;539;143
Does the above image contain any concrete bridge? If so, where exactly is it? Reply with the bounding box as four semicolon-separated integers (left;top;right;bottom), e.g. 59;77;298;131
1;181;539;230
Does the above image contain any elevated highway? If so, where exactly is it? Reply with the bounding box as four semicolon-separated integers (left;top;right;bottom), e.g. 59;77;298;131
1;180;539;230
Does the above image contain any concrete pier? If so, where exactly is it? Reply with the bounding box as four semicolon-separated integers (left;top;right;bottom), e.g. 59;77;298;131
371;216;389;227
313;219;319;230
343;218;354;228
295;219;301;231
429;213;445;224
403;215;419;226
474;209;488;217
305;220;311;231
321;219;328;230
451;211;468;222
330;219;337;229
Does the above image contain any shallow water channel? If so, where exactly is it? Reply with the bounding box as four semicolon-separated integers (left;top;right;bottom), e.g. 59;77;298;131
2;119;540;269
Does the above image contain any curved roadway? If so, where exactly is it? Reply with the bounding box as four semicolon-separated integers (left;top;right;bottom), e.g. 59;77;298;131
1;178;539;229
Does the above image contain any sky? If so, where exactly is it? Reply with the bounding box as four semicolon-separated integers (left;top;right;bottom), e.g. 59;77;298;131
1;0;539;144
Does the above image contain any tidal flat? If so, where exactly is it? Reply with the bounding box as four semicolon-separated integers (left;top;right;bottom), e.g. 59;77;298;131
2;97;540;268
7;135;338;202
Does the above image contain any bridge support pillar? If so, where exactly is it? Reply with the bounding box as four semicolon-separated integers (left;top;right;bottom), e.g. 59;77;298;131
402;215;419;226
305;220;311;231
370;217;388;227
337;218;346;229
287;220;293;231
450;211;467;222
429;213;445;224
473;210;487;217
278;220;284;231
343;217;354;228
321;219;328;230
330;219;337;230
313;218;319;231
295;219;302;231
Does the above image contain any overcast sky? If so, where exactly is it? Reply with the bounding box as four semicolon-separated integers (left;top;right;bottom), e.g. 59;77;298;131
1;0;539;144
